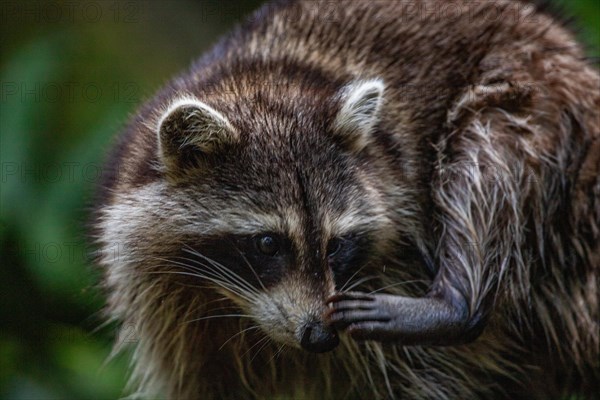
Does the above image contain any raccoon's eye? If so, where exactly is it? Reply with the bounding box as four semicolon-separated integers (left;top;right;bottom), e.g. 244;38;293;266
326;238;342;258
255;234;280;256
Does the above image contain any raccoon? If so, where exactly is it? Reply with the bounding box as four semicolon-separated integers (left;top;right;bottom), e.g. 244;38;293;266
93;0;599;398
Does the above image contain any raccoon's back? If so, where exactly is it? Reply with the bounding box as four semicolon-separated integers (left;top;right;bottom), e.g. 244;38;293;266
191;0;570;116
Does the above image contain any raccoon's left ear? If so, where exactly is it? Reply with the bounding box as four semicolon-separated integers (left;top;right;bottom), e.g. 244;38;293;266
157;98;237;171
333;79;384;152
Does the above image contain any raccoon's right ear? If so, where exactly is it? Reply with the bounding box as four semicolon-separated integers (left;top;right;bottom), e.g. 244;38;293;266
333;79;384;153
157;98;237;170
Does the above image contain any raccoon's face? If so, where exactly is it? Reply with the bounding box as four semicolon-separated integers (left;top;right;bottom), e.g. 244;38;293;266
146;78;405;353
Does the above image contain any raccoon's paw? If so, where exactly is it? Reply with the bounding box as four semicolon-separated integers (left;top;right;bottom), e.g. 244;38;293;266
326;291;487;345
325;292;399;341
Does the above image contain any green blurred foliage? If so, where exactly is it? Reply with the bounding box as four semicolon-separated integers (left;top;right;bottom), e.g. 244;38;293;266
0;0;597;399
0;1;262;398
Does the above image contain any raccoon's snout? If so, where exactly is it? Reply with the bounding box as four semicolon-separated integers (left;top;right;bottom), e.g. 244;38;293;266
300;321;339;353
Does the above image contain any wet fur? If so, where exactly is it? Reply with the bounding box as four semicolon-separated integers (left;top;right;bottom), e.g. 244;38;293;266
94;0;599;398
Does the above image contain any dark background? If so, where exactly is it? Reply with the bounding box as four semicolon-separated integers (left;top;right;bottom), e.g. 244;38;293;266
1;0;598;398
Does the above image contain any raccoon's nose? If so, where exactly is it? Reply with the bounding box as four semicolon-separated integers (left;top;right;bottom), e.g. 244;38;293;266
300;321;339;353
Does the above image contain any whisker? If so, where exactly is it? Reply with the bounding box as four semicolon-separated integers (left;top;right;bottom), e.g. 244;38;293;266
168;256;231;281
156;248;291;329
368;280;427;294
176;251;256;291
268;343;286;363
241;335;271;359
250;336;273;363
149;254;258;299
233;246;267;292
195;296;235;309
344;275;379;292
183;314;254;325
147;268;256;304
180;248;261;296
229;247;293;325
339;264;370;292
219;325;261;351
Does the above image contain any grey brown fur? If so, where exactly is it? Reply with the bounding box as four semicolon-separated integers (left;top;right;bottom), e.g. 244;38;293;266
93;0;600;398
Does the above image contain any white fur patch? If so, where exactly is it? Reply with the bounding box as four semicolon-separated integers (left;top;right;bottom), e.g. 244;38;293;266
156;97;237;165
157;96;234;136
333;79;385;152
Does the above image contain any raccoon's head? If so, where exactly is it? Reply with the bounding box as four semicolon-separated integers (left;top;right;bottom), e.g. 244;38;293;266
107;78;420;354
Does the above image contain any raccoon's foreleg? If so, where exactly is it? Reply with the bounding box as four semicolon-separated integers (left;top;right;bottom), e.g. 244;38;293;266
328;97;527;345
326;291;480;345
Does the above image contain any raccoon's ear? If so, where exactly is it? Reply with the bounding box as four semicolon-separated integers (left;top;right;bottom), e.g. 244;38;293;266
157;98;237;170
333;79;384;152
